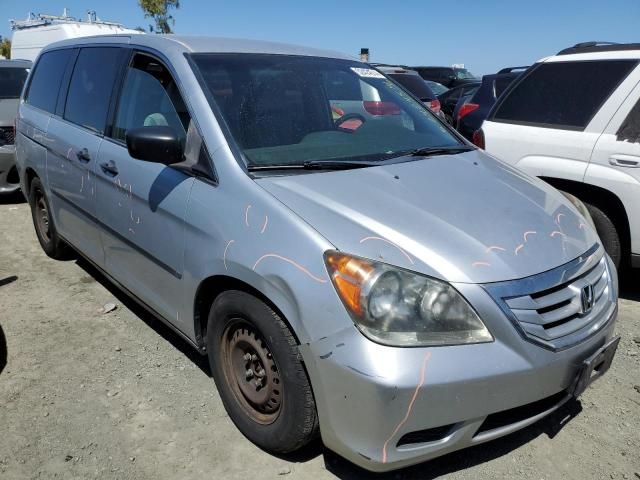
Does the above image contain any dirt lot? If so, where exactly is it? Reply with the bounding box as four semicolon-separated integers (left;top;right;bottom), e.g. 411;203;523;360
1;196;639;480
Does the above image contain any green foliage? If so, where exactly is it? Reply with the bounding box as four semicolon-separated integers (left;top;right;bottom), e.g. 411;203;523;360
138;0;180;34
0;38;11;59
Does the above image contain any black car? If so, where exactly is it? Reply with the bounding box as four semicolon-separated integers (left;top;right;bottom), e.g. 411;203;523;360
455;67;528;140
377;66;444;118
412;66;479;88
437;82;480;124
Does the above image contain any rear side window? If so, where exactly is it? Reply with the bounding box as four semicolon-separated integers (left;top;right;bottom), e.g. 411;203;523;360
0;68;29;99
26;50;73;113
492;60;638;130
64;47;122;134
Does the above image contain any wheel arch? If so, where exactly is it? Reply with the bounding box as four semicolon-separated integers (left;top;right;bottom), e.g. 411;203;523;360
193;274;305;351
540;176;631;263
23;167;39;201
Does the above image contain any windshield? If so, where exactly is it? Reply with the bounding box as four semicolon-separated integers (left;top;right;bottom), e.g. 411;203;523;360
0;68;29;99
191;54;461;168
426;81;448;96
455;68;476;80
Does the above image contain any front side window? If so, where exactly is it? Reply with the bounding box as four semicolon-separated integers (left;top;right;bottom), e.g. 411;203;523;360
112;54;190;144
64;47;122;134
26;49;73;113
492;60;638;130
192;54;460;168
0;67;30;99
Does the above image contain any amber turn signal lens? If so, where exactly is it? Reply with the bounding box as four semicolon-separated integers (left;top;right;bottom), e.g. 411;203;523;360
325;252;375;316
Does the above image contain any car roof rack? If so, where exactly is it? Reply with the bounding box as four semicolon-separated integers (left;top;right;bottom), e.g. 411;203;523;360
557;41;640;55
497;66;530;74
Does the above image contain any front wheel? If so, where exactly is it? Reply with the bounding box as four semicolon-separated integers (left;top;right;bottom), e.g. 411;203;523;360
583;201;622;269
207;291;318;453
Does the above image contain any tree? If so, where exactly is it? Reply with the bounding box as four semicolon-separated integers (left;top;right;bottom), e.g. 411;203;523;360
138;0;180;34
0;38;11;59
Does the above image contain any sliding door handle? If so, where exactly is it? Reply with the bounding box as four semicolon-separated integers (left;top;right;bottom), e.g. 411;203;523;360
76;148;91;163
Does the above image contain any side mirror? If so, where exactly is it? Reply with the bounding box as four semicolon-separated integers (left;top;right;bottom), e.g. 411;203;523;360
125;126;183;165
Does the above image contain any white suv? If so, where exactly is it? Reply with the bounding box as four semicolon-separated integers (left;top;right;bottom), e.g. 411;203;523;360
479;42;640;269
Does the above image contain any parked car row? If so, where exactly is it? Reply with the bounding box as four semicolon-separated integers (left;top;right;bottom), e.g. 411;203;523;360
0;59;31;195
11;34;622;473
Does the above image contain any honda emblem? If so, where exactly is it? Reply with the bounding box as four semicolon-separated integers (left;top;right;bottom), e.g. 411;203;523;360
580;284;595;314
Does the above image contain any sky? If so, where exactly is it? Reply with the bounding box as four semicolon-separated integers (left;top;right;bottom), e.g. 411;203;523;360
1;0;639;75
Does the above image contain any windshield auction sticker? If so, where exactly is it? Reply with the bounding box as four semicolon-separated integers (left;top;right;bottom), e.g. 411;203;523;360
350;67;385;79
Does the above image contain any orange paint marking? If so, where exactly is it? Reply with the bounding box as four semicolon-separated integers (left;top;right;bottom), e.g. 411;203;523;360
223;240;235;271
253;254;327;283
472;261;491;268
360;236;414;265
486;246;506;253
244;204;252;227
550;231;566;238
382;352;432;464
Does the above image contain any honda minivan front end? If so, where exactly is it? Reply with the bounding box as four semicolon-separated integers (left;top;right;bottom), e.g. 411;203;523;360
18;36;619;474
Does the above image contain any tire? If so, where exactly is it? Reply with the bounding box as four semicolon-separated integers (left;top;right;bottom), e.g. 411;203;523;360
207;291;318;453
29;177;69;259
584;201;622;269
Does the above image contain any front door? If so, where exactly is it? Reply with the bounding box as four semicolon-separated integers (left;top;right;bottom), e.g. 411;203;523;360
94;52;196;325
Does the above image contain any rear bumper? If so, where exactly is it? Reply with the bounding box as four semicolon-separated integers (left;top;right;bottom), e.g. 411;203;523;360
300;284;618;472
0;144;19;194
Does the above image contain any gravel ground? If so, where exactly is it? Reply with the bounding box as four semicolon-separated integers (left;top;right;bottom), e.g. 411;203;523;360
1;196;639;480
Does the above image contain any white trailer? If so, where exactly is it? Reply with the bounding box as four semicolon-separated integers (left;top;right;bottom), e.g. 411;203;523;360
10;10;141;62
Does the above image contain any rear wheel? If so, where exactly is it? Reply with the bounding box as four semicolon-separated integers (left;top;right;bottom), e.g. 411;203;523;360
583;201;622;269
207;291;318;453
29;177;69;259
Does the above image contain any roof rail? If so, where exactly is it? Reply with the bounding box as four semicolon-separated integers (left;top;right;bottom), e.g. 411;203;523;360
497;66;530;74
557;41;640;55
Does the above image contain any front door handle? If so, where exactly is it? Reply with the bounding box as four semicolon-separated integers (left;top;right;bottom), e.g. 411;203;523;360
609;154;640;168
76;148;91;163
99;160;119;176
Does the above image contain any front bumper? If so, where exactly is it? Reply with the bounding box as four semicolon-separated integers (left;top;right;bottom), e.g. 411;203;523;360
301;282;618;472
0;144;19;194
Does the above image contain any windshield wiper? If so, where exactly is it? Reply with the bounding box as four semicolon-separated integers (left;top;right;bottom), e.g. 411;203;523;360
248;160;379;172
407;146;475;157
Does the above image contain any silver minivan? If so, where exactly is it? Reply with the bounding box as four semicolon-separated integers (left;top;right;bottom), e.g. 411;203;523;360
16;35;619;472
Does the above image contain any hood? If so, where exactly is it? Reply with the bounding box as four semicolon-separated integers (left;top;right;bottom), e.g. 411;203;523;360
256;150;599;284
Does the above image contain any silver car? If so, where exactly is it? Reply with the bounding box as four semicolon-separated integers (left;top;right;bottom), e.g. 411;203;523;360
0;59;30;196
16;35;619;472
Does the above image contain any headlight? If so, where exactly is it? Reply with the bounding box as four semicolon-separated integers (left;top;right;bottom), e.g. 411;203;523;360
561;191;596;230
324;251;493;347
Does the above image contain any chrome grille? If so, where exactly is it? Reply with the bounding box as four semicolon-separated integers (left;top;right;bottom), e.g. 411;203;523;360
483;244;616;350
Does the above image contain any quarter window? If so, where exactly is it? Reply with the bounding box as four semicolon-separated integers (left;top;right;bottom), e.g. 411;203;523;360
492;60;638;130
64;47;122;134
25;49;73;113
617;98;640;144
